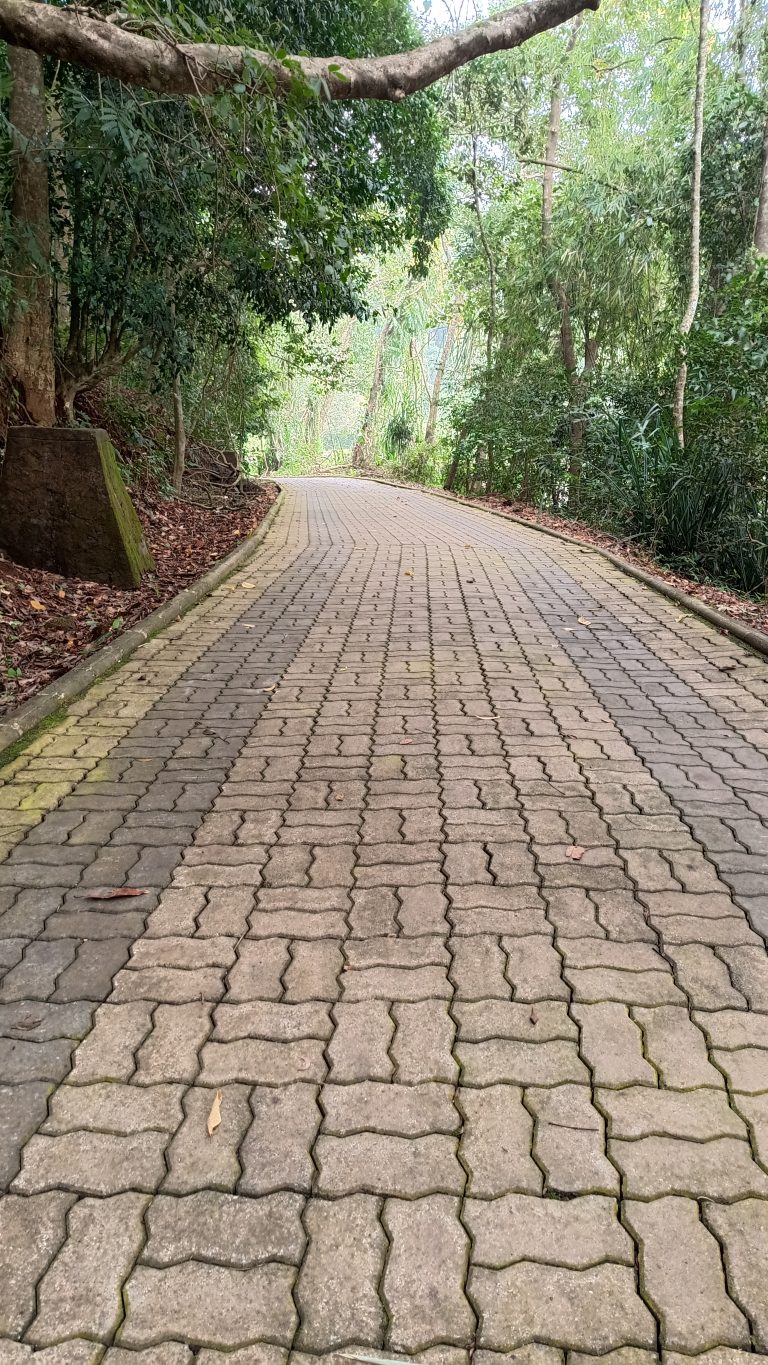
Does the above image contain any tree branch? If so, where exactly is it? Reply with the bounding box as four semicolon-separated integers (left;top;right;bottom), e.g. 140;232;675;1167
0;0;599;100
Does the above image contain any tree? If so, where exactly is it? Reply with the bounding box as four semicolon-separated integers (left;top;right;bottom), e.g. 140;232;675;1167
4;45;54;423
353;316;395;467
0;0;599;102
755;114;768;254
672;0;712;449
425;317;459;444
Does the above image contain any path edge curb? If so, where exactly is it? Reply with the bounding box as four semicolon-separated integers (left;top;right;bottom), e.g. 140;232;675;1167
0;484;284;763
364;474;768;662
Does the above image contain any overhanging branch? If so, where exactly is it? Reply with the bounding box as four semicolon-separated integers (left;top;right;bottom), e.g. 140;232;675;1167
0;0;599;100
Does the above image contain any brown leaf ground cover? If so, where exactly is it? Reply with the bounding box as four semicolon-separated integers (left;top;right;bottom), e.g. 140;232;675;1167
0;386;277;714
0;478;277;713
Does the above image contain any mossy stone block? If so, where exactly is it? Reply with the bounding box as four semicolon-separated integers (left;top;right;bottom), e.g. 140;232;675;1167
0;426;154;587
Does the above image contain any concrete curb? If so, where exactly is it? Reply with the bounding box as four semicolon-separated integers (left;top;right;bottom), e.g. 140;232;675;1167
0;486;284;762
364;473;768;662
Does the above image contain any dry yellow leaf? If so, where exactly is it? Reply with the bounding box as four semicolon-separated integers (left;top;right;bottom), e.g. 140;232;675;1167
30;598;46;611
577;616;592;626
207;1089;223;1137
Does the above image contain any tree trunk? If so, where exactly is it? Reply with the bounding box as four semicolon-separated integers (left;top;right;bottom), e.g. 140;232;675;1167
469;133;497;492
172;371;187;493
353;316;394;468
443;449;462;492
672;0;711;449
542;19;582;502
754;113;768;256
425;317;458;445
4;46;56;426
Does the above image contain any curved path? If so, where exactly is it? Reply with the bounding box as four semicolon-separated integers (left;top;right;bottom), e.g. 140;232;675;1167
2;477;768;1362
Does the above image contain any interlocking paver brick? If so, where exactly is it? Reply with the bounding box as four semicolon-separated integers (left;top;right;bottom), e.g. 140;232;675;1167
599;1084;745;1139
295;1195;387;1350
665;944;747;1009
450;935;509;1000
455;999;575;1041
104;1348;193;1364
121;1262;297;1349
632;1005;724;1088
383;1195;474;1350
572;1003;656;1087
6;480;768;1358
316;1131;463;1196
465;1192;632;1268
239;1083;320;1194
527;1084;619;1195
27;1192;148;1345
458;1085;541;1196
625;1197;749;1351
213;1000;332;1042
225;939;290;1000
164;1083;252;1193
0;1191;75;1335
391;998;457;1082
43;1081;184;1134
470;1262;655;1352
143;1191;305;1267
457;1038;588;1086
133;1002;211;1084
327;1000;394;1080
109;964;225;1003
321;1080;458;1135
13;1129;168;1195
67;1001;153;1082
611;1134;768;1198
503;935;569;1000
284;939;343;1000
717;945;768;1008
704;1199;768;1350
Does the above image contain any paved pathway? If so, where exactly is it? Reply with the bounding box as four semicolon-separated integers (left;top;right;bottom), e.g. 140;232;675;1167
2;477;768;1364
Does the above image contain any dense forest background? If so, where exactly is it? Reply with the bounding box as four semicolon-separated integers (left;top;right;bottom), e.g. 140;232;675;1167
2;0;768;595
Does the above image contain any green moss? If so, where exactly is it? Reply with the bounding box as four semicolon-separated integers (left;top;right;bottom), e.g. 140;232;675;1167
0;705;70;770
97;431;155;585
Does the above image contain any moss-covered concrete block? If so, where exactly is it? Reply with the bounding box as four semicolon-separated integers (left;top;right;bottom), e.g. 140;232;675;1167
0;426;154;587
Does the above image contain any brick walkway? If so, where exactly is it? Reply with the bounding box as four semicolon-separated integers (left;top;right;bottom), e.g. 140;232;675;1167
2;477;768;1364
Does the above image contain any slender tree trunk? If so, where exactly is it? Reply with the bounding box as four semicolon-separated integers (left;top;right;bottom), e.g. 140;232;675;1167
4;46;56;425
353;316;394;468
672;0;711;449
542;19;582;503
754;113;768;256
469;132;497;493
172;371;186;493
425;317;459;445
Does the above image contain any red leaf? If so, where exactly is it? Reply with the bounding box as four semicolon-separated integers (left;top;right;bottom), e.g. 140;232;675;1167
83;887;150;899
565;846;585;861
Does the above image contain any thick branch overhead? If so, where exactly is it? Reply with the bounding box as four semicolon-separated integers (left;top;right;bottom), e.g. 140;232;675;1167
0;0;599;99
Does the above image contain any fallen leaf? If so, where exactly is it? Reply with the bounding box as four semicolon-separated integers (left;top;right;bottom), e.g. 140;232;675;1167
83;887;150;899
577;616;592;626
13;1016;43;1030
242;581;256;588
529;1006;539;1026
404;570;412;577
29;598;46;612
565;845;585;861
675;614;686;623
335;794;344;801
207;1089;223;1136
402;738;413;745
